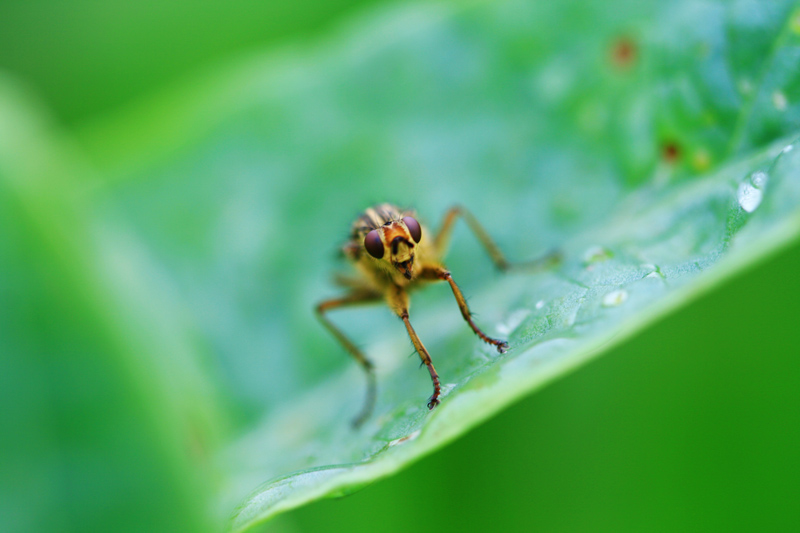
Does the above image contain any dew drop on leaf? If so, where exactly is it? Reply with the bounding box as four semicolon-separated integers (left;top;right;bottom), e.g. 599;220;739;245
750;171;768;189
388;430;420;447
583;245;612;264
772;90;788;112
738;182;763;213
602;290;629;307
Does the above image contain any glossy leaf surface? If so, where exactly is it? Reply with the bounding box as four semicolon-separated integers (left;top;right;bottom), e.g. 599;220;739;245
2;0;800;531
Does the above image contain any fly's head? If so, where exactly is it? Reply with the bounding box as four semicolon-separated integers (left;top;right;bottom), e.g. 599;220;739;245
363;216;422;280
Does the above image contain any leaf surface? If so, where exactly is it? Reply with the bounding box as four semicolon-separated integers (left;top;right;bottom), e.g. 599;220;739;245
13;0;800;530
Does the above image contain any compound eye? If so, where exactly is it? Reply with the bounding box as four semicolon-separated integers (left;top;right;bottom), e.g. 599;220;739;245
403;217;422;243
364;229;384;259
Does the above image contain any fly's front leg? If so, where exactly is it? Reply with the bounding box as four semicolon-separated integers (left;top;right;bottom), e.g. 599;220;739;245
316;290;381;427
387;285;442;409
420;265;509;354
434;205;560;270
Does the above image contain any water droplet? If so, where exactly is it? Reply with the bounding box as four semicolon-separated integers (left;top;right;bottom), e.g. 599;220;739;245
772;90;788;111
737;182;763;213
602;289;628;307
783;144;794;154
535;300;545;310
641;263;664;279
583;245;612;263
440;383;456;397
388;429;420;447
750;171;768;189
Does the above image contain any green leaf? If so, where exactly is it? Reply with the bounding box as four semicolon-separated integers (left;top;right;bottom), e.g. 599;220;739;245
0;77;221;532
10;0;800;530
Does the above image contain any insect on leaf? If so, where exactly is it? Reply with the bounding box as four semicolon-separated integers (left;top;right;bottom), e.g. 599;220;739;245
45;0;800;530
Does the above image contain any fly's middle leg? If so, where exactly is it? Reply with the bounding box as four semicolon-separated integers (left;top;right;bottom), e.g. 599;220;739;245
316;290;381;427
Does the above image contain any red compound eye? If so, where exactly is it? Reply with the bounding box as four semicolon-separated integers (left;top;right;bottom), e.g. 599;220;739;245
402;217;422;243
364;229;384;259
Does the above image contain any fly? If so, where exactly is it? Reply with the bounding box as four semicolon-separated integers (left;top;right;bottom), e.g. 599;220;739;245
316;203;558;427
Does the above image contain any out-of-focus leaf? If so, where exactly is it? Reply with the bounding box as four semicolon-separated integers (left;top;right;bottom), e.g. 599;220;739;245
55;0;800;529
0;0;387;124
0;76;222;532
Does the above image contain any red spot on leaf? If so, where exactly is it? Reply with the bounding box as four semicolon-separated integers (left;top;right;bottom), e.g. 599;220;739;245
610;36;637;70
662;141;681;164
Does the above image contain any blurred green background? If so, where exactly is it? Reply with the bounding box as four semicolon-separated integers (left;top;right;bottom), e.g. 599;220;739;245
0;0;377;125
2;1;799;532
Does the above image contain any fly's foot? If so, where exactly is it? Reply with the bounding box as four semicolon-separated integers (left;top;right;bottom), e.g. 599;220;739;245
471;325;509;354
483;336;508;353
425;365;441;410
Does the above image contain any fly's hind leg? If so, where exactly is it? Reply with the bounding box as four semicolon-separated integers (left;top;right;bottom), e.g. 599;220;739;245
434;205;561;270
386;285;442;409
420;265;508;354
316;290;381;427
